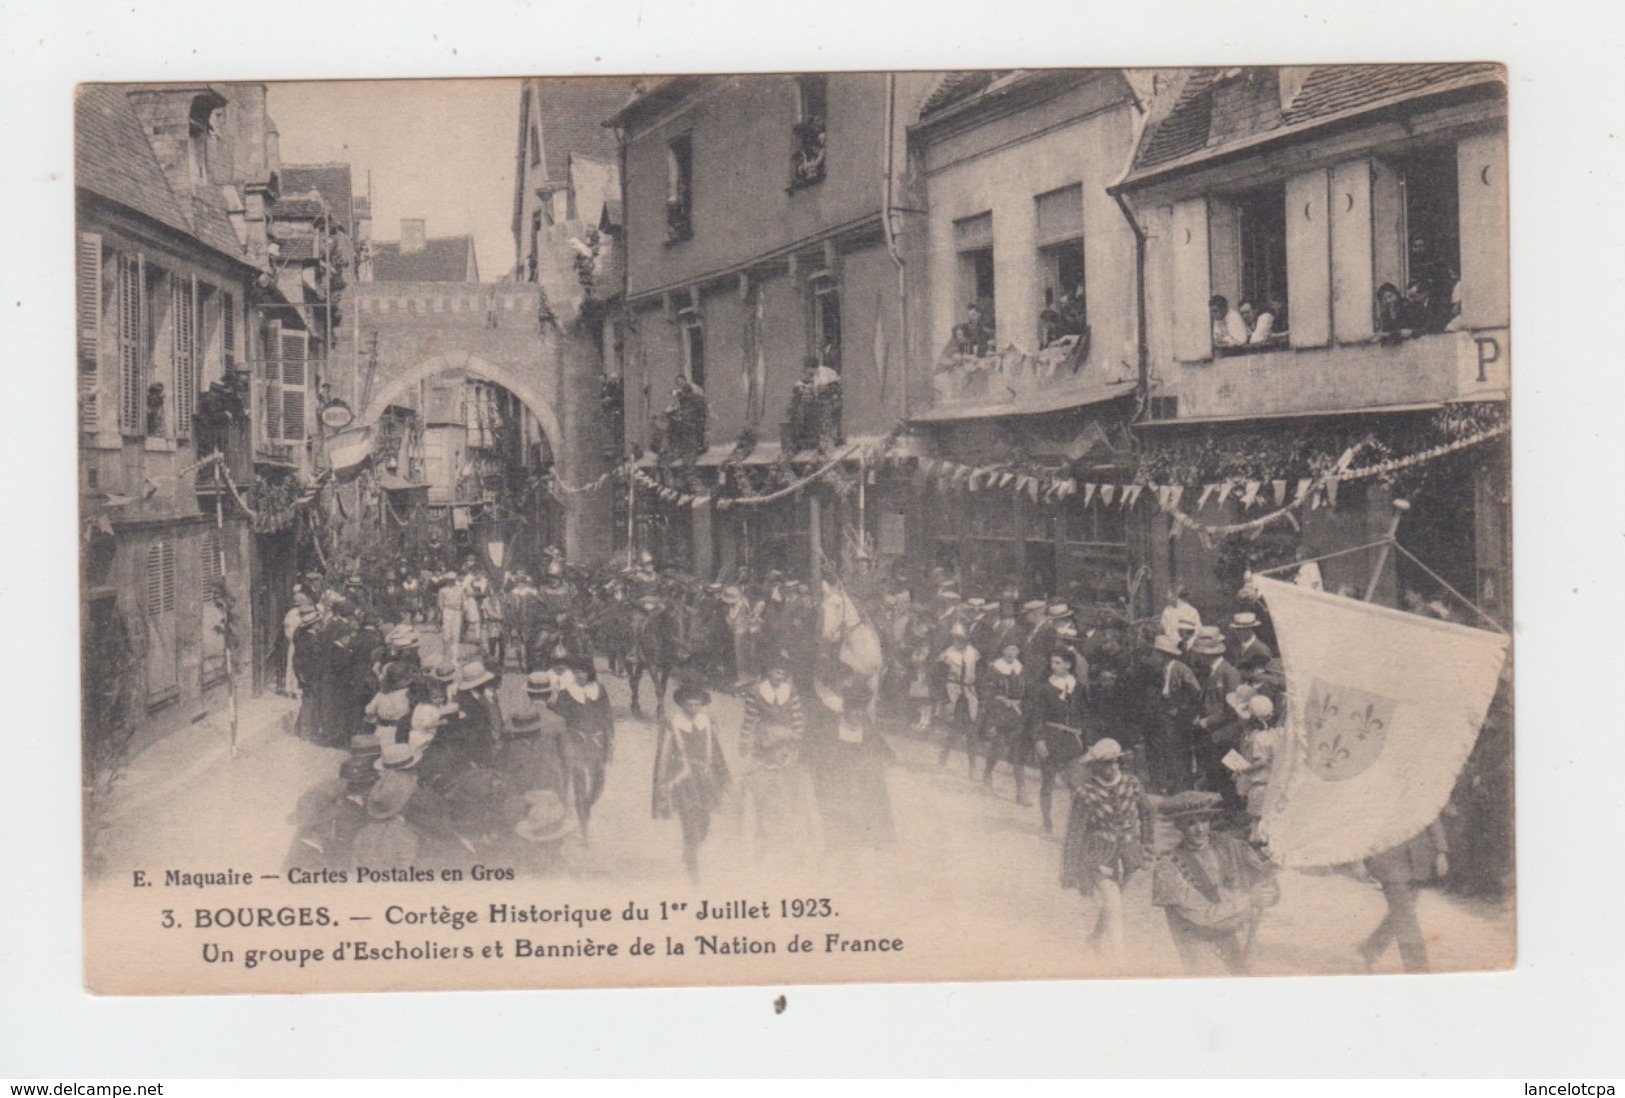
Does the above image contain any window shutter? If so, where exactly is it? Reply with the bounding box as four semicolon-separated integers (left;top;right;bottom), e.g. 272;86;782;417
279;329;308;442
1035;185;1084;246
1207;199;1242;305
146;540;176;616
222;291;237;369
1370;158;1406;295
77;233;102;433
1170;197;1211;362
261;321;283;443
1285;169;1331;348
1457;132;1509;329
1330;159;1375;343
201;527;224;599
173;275;197;436
119;253;144;435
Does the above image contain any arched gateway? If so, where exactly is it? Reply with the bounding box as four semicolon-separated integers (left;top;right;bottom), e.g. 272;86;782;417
358;349;564;453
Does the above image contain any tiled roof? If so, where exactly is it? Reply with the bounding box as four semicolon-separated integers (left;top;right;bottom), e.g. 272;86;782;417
918;71;1011;119
75;84;250;265
281;164;355;232
1282;62;1504;124
1126;63;1505;179
274;194;330;221
371;236;477;282
75;84;191;236
528;79;635;183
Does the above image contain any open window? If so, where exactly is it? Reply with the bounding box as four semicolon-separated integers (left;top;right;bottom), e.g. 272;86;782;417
666;134;693;243
1034;184;1087;351
1374;145;1461;336
952;212;996;356
790;74;828;190
679;308;706;390
188;96;220;187
1210;182;1289;354
810;274;841;372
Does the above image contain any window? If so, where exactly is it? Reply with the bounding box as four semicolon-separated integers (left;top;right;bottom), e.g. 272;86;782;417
260;321;309;445
1210;182;1288;353
1035;184;1087;349
77;233;102;434
1057;502;1129;607
679;309;706;389
144;261;170;435
666;134;693;242
188;97;219;186
810;275;841;372
144;538;179;708
529;122;541;169
1394;146;1461;333
791;75;828;189
528;211;543;281
952;212;995;355
221;291;236;371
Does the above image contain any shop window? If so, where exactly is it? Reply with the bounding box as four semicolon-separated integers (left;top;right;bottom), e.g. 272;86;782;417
790;75;828;189
1035;184;1086;350
1210;183;1288;354
666;134;693;243
951;212;995;355
1058;504;1130;607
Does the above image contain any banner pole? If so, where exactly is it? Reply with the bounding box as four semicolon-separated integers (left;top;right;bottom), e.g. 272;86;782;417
1362;498;1410;602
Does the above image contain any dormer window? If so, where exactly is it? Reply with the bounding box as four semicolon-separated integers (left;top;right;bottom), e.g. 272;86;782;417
188;98;220;186
790;75;828;190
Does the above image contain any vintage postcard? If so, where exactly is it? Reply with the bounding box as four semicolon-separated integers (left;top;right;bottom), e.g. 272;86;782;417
77;68;1513;995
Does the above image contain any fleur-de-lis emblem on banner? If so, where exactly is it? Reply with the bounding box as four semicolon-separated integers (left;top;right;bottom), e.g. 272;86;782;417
1303;678;1396;782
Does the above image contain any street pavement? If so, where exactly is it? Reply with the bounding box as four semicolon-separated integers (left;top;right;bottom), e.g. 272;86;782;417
93;637;1514;980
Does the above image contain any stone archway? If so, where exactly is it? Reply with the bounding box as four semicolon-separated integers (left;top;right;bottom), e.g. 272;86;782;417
358;350;563;458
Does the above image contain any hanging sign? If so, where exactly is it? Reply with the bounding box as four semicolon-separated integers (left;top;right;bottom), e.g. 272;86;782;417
319;399;355;431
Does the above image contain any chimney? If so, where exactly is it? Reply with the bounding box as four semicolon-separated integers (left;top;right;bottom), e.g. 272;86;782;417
401;219;426;255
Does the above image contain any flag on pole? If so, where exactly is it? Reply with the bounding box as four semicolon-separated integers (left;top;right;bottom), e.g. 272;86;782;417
1253;576;1509;868
327;427;374;482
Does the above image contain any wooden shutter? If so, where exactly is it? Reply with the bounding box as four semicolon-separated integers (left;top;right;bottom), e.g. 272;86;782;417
1285;169;1331;348
144;539;179;707
1457;132;1509;329
1171;197;1211;362
1207;198;1242;305
1330;159;1375;343
77;233;102;433
222;291;236;369
953;212;993;251
260;321;283;443
1370;158;1406;295
279;328;309;441
118;253;144;435
200;527;227;686
1035;185;1084;246
173;275;197;437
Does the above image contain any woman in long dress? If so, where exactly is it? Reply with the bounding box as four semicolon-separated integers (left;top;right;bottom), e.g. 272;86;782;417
652;683;731;879
738;659;816;863
1059;738;1154;970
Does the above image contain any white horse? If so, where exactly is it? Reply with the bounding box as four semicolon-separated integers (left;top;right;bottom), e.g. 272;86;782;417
820;579;884;698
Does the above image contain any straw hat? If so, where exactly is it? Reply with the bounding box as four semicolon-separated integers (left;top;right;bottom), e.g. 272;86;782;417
1081;738;1128;765
515;789;577;844
373;741;424;773
1159;790;1224;821
458;659;496;690
366;770;417;820
1189;627;1228;656
1152;634;1184;657
1230;612;1262;630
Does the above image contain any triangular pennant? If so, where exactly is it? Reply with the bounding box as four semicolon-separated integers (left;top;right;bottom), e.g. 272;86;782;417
1156;486;1172;509
1272;479;1288;506
1294;478;1312;504
1122;484;1142;508
1216;480;1236;507
1169;485;1185;510
1101;484;1117;506
1325;476;1341;507
998;472;1014;488
1026;478;1040;502
1197;483;1217;510
1240;481;1261;508
1083;483;1098;507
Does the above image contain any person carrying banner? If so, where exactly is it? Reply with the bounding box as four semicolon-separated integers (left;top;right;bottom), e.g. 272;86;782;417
1152;790;1280;975
1359;818;1449;974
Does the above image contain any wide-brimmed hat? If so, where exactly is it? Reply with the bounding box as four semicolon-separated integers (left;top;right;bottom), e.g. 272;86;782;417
458;659;496;690
938;590;961;603
1081;738;1128;765
949;623;968;640
367;770;417;819
637;551;656;566
1189;627;1228;656
374;741;424;773
385;625;420;650
1230;612;1262;630
505;708;545;738
340;755;379;789
525;671;555;697
296;605;321;627
1226;684;1258;717
1022;599;1047;613
1160;789;1224;821
1046;602;1072;618
1053;622;1080;640
965;597;987;609
1152;634;1184;657
720;585;744;603
428;663;456;684
514;789;577;844
636;595;664;611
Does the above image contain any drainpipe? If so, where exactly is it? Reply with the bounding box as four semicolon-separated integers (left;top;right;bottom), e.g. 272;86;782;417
1113;190;1150;417
882;73;909;421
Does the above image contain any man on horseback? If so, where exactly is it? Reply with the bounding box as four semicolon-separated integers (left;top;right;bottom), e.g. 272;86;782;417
533;559;584;670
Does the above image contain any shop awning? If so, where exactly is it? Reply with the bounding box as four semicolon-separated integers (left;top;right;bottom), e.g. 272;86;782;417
694;440;785;467
909;380;1136;424
1134;401;1444;428
376;472;429;492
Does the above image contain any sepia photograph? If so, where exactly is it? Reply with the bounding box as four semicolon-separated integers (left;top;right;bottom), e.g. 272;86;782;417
73;65;1515;996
